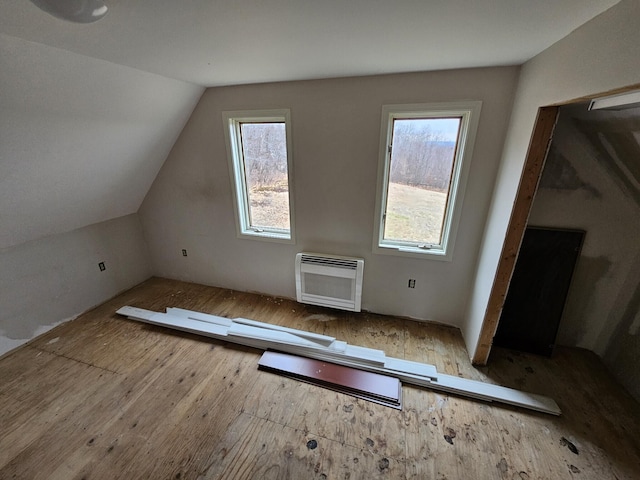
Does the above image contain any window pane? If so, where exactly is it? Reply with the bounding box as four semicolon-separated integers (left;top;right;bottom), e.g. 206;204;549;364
383;117;461;245
240;122;290;231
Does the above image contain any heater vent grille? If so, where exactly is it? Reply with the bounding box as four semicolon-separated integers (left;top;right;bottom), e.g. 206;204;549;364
295;252;364;312
299;254;359;270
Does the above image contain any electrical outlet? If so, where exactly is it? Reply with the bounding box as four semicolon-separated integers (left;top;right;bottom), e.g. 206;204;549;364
182;249;188;257
408;279;416;288
98;262;106;271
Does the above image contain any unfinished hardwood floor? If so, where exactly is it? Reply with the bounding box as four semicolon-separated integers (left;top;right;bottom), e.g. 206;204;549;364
1;277;639;479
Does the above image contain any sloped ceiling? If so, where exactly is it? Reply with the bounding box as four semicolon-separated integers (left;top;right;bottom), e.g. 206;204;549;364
1;0;620;87
575;109;640;208
0;0;620;249
540;103;640;205
0;34;203;249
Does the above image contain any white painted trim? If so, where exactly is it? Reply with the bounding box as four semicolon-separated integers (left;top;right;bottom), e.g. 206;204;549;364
372;101;482;261
169;307;336;346
431;374;559;414
166;307;233;327
116;306;560;415
222;109;296;244
227;323;327;349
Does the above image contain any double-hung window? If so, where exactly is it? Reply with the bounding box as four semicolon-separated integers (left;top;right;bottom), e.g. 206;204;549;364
223;109;295;242
373;102;481;260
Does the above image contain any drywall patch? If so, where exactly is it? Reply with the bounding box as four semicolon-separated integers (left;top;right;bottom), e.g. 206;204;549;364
557;255;611;346
575;117;640;208
0;336;28;357
629;312;640;336
538;147;601;197
604;330;640;402
624;283;640;337
0;316;72;357
603;289;640;403
599;250;640;402
0;318;67;342
605;279;640;348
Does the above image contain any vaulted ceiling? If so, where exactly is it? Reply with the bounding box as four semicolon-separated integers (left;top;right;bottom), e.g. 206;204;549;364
2;0;620;87
576;108;640;208
0;0;621;250
0;33;203;249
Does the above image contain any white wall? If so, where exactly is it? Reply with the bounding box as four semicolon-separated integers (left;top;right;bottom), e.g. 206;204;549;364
463;0;640;360
0;214;151;357
140;67;519;324
0;33;202;356
0;33;204;250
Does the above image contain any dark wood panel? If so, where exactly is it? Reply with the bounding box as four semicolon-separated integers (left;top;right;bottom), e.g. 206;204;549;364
494;226;585;356
258;350;402;409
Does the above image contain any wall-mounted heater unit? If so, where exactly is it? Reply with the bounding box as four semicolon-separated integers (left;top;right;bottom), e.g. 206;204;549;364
295;252;364;312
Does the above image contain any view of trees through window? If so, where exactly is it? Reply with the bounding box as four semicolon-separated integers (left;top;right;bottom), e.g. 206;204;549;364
240;122;290;230
238;117;460;242
384;117;461;245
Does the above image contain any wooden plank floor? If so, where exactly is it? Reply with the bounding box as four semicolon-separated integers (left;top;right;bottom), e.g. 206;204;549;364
1;277;639;479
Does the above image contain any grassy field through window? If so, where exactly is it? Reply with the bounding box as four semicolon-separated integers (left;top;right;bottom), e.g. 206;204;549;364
384;182;447;245
249;181;446;242
248;177;290;230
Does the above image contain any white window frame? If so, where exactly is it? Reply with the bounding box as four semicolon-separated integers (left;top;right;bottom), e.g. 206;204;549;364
372;101;482;261
222;109;295;243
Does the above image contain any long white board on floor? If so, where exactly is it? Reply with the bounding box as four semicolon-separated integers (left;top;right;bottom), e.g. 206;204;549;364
167;307;337;347
116;306;561;415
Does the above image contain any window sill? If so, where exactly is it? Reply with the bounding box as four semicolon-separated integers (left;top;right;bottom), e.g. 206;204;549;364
238;229;295;244
373;243;452;262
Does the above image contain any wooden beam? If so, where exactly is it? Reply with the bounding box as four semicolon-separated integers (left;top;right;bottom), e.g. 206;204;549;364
472;106;559;365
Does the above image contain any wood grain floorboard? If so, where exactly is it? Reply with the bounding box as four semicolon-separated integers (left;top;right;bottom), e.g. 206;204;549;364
1;277;639;479
197;412;404;480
